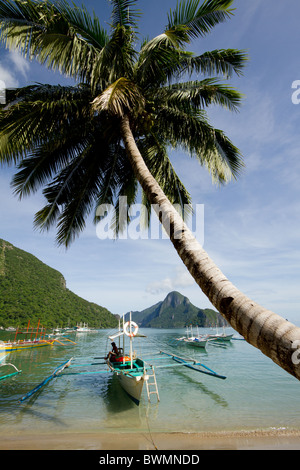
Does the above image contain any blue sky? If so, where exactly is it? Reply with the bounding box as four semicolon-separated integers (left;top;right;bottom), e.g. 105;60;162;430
0;0;300;324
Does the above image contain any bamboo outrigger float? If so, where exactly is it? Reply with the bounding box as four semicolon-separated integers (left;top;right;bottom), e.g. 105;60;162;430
17;313;226;406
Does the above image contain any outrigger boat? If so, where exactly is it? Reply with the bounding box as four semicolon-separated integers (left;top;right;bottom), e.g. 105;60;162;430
174;326;208;349
207;327;233;342
0;320;76;352
105;313;150;405
0;338;55;352
74;323;95;333
18;313;226;407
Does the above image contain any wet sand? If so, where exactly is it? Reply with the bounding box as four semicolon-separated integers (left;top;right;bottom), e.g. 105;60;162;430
1;429;300;450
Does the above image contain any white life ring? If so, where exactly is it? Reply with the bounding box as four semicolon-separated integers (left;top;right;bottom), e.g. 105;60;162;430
124;321;139;337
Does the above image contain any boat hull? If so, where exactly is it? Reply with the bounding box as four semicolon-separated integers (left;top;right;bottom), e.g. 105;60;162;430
0;340;54;352
187;340;207;348
107;357;146;405
116;372;145;405
208;334;233;342
176;337;207;348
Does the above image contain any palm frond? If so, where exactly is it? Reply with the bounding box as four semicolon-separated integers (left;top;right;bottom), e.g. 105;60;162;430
167;0;234;40
196;127;244;183
90;24;137;90
155;79;243;113
0;0;109;83
135;34;183;88
11;130;90;198
0;84;93;165
181;48;248;78
140;134;192;209
55;0;109;49
154;105;244;183
110;171;138;237
110;0;141;29
92;77;145;116
34;137;121;246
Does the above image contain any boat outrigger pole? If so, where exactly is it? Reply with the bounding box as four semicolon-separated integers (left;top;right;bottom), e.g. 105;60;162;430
0;354;21;381
18;358;73;403
159;351;226;380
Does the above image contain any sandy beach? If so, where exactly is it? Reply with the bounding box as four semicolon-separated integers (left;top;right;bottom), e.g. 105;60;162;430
1;429;300;450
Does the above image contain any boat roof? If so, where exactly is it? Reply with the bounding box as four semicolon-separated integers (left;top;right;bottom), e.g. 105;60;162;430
108;331;147;340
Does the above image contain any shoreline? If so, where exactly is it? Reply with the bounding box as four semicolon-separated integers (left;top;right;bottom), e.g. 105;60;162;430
1;429;300;450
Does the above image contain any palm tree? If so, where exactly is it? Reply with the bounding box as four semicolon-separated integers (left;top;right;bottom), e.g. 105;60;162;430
0;0;299;380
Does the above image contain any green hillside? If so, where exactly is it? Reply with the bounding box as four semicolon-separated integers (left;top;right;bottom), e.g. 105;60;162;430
0;239;118;329
131;291;227;328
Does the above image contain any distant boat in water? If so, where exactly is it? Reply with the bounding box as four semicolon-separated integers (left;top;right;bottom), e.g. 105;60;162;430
0;338;55;352
174;326;208;349
0;320;76;351
207;326;233;342
0;320;55;352
74;323;95;333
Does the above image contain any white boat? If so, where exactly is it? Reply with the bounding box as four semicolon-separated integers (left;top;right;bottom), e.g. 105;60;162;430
74;323;94;333
207;327;233;342
105;313;151;405
175;326;208;349
17;319;227;406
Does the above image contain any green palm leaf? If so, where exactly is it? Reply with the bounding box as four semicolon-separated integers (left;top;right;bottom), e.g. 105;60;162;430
167;0;234;40
92;77;145;116
181;48;247;78
155;79;242;113
0;0;246;245
0;0;109;82
110;0;141;29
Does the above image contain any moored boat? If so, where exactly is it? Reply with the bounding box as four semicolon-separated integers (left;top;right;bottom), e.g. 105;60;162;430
0;338;55;352
105;313;150;405
175;326;208;349
0;320;76;351
17;318;227;406
0;320;55;351
207;327;233;342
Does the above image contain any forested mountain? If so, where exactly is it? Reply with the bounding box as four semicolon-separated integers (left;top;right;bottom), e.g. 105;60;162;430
0;239;118;328
131;291;227;328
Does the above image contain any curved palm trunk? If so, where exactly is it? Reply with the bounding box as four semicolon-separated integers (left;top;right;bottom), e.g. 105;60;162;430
120;115;300;381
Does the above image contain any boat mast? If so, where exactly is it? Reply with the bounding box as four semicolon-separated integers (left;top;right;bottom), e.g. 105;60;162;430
130;312;133;368
122;315;125;365
118;318;121;351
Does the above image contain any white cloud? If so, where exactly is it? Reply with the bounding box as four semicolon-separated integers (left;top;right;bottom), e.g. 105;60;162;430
9;50;30;79
0;50;30;89
146;266;194;295
0;64;19;88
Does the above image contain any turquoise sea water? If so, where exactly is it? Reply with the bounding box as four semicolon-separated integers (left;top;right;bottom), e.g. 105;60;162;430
1;328;300;436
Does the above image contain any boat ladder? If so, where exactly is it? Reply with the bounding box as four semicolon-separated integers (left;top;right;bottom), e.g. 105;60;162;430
145;366;160;403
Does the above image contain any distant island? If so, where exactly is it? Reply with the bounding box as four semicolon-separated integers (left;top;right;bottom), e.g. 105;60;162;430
130;291;227;328
0;239;226;331
0;239;118;329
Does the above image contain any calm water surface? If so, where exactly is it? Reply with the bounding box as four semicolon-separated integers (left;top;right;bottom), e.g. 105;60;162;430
0;328;300;435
